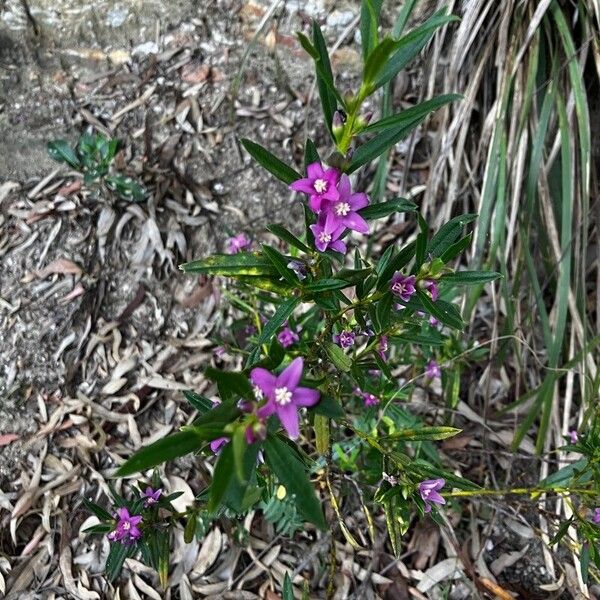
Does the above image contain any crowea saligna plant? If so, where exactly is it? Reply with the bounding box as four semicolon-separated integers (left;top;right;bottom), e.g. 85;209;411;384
85;7;510;584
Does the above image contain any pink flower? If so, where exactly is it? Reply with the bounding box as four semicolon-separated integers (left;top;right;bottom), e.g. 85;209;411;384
390;273;416;302
226;233;252;254
362;393;380;407
333;330;355;349
108;507;143;543
277;325;300;348
423;280;439;301
429;316;440;327
310;213;346;253
210;437;228;453
287;260;307;281
141;487;162;508
321;174;369;235
568;430;578;444
418;479;446;513
426;360;441;379
378;335;388;361
592;508;600;525
251;357;320;439
290;162;340;212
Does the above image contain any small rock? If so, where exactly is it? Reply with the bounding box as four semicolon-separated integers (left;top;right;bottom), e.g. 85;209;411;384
106;5;129;27
132;41;159;58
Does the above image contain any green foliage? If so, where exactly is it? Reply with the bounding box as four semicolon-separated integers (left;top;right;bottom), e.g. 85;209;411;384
48;133;145;201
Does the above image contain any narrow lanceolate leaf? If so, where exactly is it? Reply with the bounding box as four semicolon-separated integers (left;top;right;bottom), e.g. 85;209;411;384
377;241;416;290
47;140;81;168
304;278;349;292
116;431;207;476
358;197;417;220
312;21;345;136
360;0;383;60
262;245;298;285
205;368;254;402
264;433;327;530
375;11;459;89
82;498;113;522
267;224;312;253
183;390;213;415
439;232;473;263
418;292;464;330
283;572;295;600
427;214;478;258
382;426;462;442
325;342;352;372
304;138;320;169
240;138;301;185
362;95;461;134
180;252;279;277
208;442;235;512
257;297;301;345
347;98;456;173
106;540;135;582
442;271;502;285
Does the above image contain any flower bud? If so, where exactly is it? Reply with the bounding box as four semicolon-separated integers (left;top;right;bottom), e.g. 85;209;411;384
332;110;345;141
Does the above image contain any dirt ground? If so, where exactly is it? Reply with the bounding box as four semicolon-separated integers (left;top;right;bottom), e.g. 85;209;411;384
0;1;595;598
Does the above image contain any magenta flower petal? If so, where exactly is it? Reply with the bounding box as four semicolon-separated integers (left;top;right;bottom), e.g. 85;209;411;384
250;368;277;396
306;162;322;179
277;357;303;390
329;239;347;254
277;403;300;439
293;387;320;407
116;507;130;520
257;400;276;420
342;211;369;234
348;191;369;211
210;437;228;453
290;178;316;194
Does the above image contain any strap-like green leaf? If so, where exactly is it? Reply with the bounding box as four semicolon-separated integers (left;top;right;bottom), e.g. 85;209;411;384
264;433;327;530
442;271;502;285
358;197;417;220
427;214;478;257
257;297;301;345
241;138;301;185
180;252;279;277
47;140;81;168
262;245;299;285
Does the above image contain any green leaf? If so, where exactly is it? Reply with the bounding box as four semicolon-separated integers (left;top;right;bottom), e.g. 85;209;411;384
296;32;319;60
237;275;294;295
47;140;81;168
304;138;320;169
205;368;254;402
105;175;146;202
283;572;294;600
82;498;113;522
263;433;327;530
363;36;399;86
82;523;113;534
377;241;416;290
262;245;298;285
439;232;473;263
267;224;311;253
184;512;197;544
442;271;502;285
309;394;345;419
311;21;345;136
417;292;464;330
348;97;458;173
363;95;460;135
427;214;478;258
374;292;393;332
382;426;462;442
257;297;301;345
183;390;213;415
180;252;279;277
325;342;352;372
208;442;235;512
335;267;373;285
375;11;459;89
304;278;349;292
381;492;403;557
105;539;135;582
232;426;248;483
360;0;383;60
358;197;417;220
116;430;207;476
240;138;301;185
